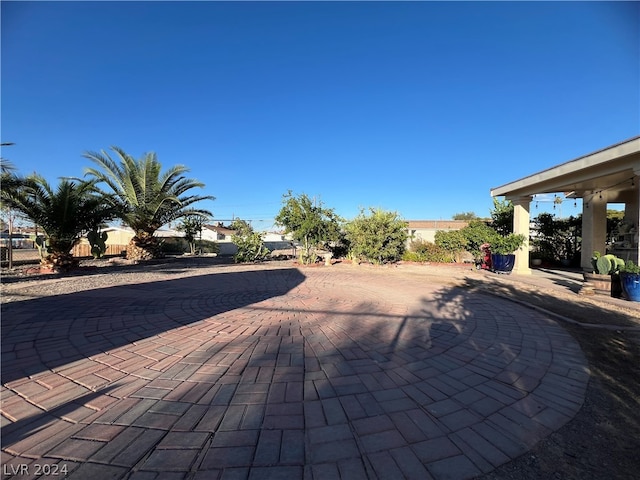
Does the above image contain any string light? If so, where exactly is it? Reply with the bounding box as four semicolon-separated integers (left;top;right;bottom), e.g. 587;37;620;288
590;176;637;198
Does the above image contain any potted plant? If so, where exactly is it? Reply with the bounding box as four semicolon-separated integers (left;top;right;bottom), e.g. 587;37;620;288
583;252;624;297
490;233;527;274
620;260;640;302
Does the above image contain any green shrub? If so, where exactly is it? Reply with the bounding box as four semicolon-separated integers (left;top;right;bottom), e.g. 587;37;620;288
402;240;450;263
159;238;188;254
346;208;407;264
434;230;468;262
490;233;527;255
459;220;499;261
621;260;640;274
231;219;270;263
198;240;220;254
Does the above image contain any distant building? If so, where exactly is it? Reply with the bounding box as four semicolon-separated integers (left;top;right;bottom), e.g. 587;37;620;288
202;223;235;242
406;220;469;244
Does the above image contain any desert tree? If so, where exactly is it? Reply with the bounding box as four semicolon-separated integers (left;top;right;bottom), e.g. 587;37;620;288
275;191;341;265
345;208;407;264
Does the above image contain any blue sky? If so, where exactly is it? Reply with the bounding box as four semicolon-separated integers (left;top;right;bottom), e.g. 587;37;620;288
2;1;638;230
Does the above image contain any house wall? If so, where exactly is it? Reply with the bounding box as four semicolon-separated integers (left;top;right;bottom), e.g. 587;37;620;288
104;229;134;245
407;221;469;244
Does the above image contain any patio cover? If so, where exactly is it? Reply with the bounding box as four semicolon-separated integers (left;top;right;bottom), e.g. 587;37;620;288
491;136;640;274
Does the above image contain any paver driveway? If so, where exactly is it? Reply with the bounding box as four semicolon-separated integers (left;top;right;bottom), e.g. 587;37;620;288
1;263;589;479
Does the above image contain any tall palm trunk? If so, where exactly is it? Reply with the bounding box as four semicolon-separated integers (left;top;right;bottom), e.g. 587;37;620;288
45;251;78;271
126;232;162;261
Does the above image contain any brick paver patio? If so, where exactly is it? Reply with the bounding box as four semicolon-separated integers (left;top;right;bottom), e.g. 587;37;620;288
1;264;589;479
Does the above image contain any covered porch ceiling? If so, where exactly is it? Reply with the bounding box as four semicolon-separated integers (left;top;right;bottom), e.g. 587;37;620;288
491;136;640;203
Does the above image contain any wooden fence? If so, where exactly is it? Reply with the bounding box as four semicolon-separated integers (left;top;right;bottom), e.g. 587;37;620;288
71;244;128;258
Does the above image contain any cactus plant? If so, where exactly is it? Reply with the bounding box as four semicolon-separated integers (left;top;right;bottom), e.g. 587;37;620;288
35;236;48;260
614;257;625;272
595;255;612;275
592;252;624;275
87;229;108;259
604;254;625;274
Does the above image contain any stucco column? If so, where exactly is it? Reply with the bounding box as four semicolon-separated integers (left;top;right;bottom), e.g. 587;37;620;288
628;170;640;265
509;196;532;275
581;190;608;270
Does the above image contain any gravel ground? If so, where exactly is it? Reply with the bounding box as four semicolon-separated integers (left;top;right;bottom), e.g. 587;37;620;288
2;256;639;479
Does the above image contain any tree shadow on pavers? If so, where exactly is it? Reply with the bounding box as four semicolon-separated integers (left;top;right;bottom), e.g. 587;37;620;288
1;268;306;385
428;279;640;480
296;284;592;477
1;385;119;449
296;294;505;479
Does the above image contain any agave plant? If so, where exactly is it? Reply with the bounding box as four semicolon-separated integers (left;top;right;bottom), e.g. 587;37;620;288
2;175;117;270
84;147;214;261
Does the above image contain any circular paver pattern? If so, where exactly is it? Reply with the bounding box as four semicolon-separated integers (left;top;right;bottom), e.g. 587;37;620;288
1;264;589;479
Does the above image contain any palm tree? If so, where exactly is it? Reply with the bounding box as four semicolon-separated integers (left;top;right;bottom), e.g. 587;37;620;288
2;175;117;270
84;146;214;260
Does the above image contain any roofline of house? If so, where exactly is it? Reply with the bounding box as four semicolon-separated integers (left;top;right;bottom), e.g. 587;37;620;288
491;135;640;197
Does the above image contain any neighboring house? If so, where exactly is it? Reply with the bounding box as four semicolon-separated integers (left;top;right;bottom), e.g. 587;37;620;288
406;220;469;245
263;231;295;253
100;226;135;246
202;223;235;242
202;223;237;255
200;223;295;256
0;232;36;249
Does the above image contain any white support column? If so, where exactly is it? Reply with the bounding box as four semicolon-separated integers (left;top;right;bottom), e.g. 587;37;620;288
628;170;640;265
581;190;608;270
509;196;532;275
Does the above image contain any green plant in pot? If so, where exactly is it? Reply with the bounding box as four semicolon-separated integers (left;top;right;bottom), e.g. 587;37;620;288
620;260;640;302
584;251;624;297
490;233;526;274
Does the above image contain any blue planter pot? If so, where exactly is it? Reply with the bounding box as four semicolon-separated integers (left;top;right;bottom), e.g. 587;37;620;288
491;254;515;274
621;273;640;302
